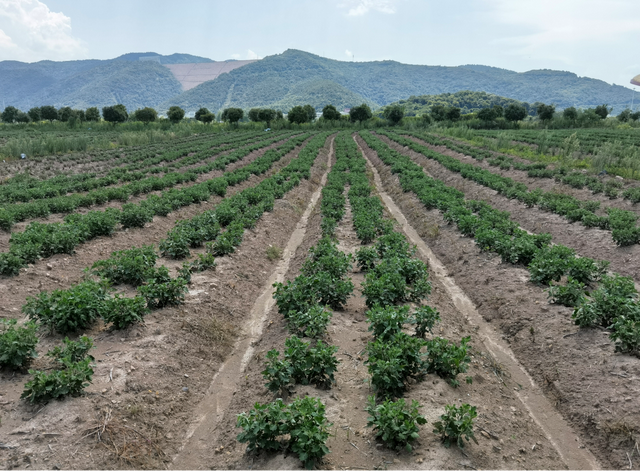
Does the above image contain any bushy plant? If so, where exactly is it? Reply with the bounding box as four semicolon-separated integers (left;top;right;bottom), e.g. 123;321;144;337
120;203;153;228
0;319;38;368
286;305;332;339
433;404;478;448
609;315;640;355
547;277;586;307
414;305;441;338
367;305;411;341
189;253;217;272
262;350;293;396
355;246;379;271
366;333;426;398
366;396;427;451
237;396;331;469
47;336;94;364
22;280;110;334
528;245;575;285
21;356;93;403
103;295;150;329
159;232;191;259
572;274;637;327
423;336;471;387
138;266;188;309
91;245;157;286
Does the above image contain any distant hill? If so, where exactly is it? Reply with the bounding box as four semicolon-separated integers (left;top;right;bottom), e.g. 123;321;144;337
163;50;634;114
388;90;534;116
0;49;634;115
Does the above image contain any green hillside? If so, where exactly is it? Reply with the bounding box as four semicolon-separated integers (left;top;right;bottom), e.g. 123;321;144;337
389;90;533;116
163;49;633;113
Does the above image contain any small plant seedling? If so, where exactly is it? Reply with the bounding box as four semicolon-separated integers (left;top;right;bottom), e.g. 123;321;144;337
433;403;478;448
266;245;283;261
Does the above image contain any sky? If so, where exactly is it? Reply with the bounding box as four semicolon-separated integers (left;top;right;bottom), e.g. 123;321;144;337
0;0;638;89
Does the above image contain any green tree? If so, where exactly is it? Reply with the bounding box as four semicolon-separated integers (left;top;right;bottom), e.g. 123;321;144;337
445;107;461;121
40;105;58;122
58;107;73;122
477;107;497;122
322;104;341;121
221;108;243;124
85;107;100;122
288;105;311;124
167;106;185;124
73;109;85;122
1;106;19;123
15;111;30;123
195;107;214;123
383;104;405;125
248;108;261;122
303;104;316;122
504;103;527;122
134;107;158;124
594;104;611;119
102;104;128;125
536;103;555;122
617;109;632;122
27;107;41;122
258;108;277;126
631;111;640;121
421;113;432;125
492;105;504;118
563;106;578;121
349;103;373;122
431;104;447;122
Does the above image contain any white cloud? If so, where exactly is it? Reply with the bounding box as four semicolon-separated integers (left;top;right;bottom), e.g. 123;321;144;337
246;49;260;60
0;0;86;62
339;0;398;16
230;53;241;59
484;0;640;55
345;49;353;58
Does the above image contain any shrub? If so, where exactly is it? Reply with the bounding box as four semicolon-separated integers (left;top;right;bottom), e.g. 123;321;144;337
103;295;149;329
22;280;110;334
528;245;575;285
120;203;153;228
355;246;379;271
609;315;640;355
366;333;426;398
414;305;441;338
286;305;333;339
262;350;293;396
0;319;38;368
366;396;427;451
273;275;317;316
189;253;217;272
433;404;478;448
423;336;471;387
572;274;637;327
159;232;191;259
547;277;586;307
21;357;93;403
47;336;93;364
367;305;411;341
567;257;609;285
138;266;188;309
92;245;157;286
237;396;331;469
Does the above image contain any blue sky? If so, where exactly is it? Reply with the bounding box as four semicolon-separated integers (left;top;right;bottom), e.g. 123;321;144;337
0;0;638;89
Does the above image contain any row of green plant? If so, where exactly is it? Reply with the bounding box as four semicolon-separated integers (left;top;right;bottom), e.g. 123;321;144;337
0;133;314;276
338;131;477;451
0;130;268;202
0;131;299;229
382;130;640;246
407;130;640;204
239;133;342;469
158;132;329;261
360;131;640;355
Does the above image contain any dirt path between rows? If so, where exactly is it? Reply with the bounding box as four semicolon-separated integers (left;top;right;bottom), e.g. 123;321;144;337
377;134;640;284
357;134;640;470
356;136;600;470
171;135;335;469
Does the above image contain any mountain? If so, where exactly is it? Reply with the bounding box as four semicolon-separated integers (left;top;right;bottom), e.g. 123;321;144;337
388;90;534;116
0;49;634;114
162;49;634;113
0;52;224;111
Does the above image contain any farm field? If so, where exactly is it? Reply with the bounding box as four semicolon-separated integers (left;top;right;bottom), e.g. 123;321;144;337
0;129;638;470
